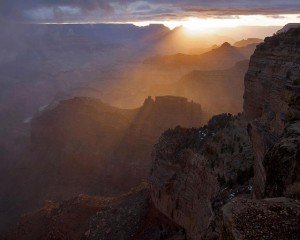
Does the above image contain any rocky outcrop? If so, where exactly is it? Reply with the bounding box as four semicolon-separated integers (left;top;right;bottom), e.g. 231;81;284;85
244;27;300;199
150;114;253;239
221;197;300;240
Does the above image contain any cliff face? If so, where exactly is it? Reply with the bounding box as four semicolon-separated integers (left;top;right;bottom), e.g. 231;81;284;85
220;27;300;240
243;27;300;129
150;114;253;239
244;27;300;199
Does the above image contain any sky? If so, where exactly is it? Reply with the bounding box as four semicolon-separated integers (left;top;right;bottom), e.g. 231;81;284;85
1;0;300;29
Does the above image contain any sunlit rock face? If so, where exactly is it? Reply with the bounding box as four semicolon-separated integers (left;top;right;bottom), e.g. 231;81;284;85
150;114;253;239
244;27;300;199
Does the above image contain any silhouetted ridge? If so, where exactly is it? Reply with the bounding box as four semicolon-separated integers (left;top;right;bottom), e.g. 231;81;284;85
220;42;231;48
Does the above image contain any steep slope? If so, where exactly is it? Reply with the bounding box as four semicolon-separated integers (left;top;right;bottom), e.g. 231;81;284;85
220;26;300;240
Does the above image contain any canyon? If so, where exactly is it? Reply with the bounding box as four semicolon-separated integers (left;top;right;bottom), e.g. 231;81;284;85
1;25;299;240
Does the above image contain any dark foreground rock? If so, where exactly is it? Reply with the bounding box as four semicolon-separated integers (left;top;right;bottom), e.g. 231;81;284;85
221;197;300;240
4;184;186;240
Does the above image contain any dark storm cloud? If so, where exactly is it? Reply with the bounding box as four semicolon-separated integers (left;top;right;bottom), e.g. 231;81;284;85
1;0;300;23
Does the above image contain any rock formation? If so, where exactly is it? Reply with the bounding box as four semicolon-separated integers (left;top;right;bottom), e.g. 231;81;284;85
244;27;300;199
220;27;300;240
150;114;253;239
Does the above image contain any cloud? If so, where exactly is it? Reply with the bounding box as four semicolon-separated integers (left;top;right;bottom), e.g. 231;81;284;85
1;0;300;23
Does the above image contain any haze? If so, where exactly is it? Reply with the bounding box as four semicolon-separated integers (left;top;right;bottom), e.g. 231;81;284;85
0;1;299;239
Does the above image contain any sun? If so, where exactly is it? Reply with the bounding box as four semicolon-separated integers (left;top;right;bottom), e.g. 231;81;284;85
183;18;204;32
181;17;245;35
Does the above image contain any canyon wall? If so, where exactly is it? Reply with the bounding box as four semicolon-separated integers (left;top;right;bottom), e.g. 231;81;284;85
244;27;300;199
220;27;300;240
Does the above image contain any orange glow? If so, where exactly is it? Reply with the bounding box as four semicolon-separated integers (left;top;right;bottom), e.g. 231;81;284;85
131;14;300;33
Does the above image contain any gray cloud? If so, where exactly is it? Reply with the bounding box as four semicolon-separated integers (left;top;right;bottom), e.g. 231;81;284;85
1;0;300;23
